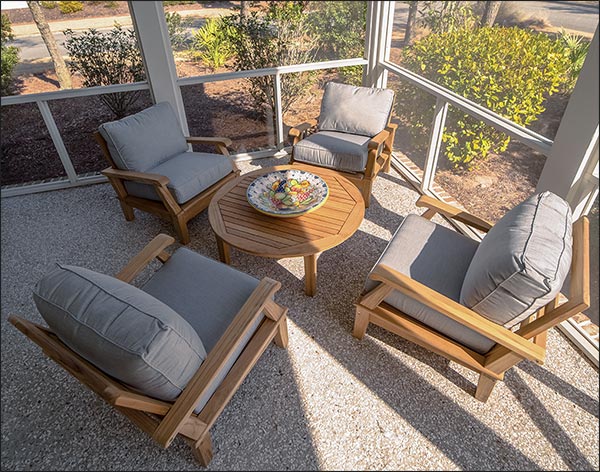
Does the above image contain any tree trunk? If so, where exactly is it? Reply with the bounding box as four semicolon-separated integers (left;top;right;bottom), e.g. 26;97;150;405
481;1;502;27
405;1;419;46
26;1;72;89
240;1;250;18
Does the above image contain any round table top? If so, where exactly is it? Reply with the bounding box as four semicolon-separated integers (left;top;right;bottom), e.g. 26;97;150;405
208;164;365;258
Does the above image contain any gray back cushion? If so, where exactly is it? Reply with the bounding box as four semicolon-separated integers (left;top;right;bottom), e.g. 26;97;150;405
318;82;395;137
460;191;573;328
98;101;188;172
33;264;206;402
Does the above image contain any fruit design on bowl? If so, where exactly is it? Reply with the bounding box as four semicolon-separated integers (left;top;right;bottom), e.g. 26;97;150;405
246;170;329;217
268;178;314;208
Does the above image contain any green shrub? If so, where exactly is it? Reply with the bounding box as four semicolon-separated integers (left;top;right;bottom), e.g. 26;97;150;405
1;14;19;95
165;11;189;50
191;17;232;69
58;1;84;14
307;1;366;85
163;1;196;5
418;1;477;34
223;1;317;124
40;1;58;9
63;25;146;118
104;1;118;8
397;26;571;168
558;29;590;91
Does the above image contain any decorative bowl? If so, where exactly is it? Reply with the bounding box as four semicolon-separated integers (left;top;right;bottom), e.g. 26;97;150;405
246;169;329;218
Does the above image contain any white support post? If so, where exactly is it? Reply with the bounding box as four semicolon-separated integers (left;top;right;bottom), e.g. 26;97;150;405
128;1;189;136
536;26;599;218
421;97;448;192
273;73;284;149
364;1;395;89
37;100;78;184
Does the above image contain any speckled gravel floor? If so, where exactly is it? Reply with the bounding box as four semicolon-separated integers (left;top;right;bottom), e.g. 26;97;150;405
2;157;598;471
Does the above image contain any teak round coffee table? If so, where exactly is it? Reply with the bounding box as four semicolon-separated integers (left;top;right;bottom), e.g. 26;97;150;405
208;164;365;296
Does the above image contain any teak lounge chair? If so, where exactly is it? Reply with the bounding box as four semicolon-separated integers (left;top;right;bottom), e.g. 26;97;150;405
95;102;240;244
354;192;590;402
289;82;398;207
9;234;289;466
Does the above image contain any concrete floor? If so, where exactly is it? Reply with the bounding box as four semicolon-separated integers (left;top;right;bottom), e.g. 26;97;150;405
1;158;598;470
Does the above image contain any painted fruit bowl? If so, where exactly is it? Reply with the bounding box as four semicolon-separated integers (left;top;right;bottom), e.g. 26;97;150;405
246;170;329;218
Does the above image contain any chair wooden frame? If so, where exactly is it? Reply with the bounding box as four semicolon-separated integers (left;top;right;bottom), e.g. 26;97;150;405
288;114;398;209
353;195;590;402
95;133;241;245
9;234;289;466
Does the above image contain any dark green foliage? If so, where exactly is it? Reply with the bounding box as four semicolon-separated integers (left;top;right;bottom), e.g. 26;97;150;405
397;27;571;168
1;13;19;95
165;11;189;50
163;1;196;5
307;1;366;85
223;1;317;123
418;1;477;33
558;29;591;91
63;25;146;118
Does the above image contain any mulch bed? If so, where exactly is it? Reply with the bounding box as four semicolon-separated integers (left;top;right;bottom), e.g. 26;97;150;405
0;61;338;187
0;52;570;224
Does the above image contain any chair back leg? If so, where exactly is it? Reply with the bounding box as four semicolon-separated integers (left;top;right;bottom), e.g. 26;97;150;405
383;153;392;173
189;434;213;466
273;318;289;348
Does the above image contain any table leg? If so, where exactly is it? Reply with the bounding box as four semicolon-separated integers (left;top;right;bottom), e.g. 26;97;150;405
216;236;231;265
303;254;318;296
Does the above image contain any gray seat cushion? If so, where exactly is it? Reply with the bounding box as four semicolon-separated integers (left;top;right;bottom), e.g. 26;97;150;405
318;82;394;137
142;248;261;413
124;151;233;204
292;131;370;173
98;102;188;172
461;191;573;328
33;264;206;402
366;214;496;355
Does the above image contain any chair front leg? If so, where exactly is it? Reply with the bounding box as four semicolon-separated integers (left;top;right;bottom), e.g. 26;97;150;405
353;306;371;339
171;213;190;245
105;175;135;221
383;123;398;173
475;374;498;402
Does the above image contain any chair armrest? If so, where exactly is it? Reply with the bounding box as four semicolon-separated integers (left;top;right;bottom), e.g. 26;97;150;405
186;137;232;156
368;128;390;151
416;195;493;233
152;277;283;447
102;167;170;187
288;119;318;138
364;129;391;178
186;136;232;148
368;264;545;364
116;234;176;283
